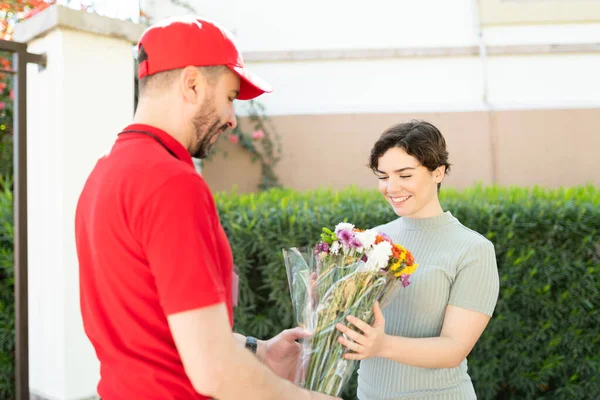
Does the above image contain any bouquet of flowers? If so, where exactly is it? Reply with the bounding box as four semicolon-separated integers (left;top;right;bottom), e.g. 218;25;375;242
283;222;418;396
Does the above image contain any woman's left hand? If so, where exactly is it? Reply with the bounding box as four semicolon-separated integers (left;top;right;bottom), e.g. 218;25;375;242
335;301;387;360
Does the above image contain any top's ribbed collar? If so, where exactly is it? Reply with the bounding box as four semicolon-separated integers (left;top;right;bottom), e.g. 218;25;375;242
398;211;457;231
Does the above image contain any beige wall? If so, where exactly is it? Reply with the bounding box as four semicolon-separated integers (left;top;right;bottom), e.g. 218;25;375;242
201;108;600;193
479;0;600;26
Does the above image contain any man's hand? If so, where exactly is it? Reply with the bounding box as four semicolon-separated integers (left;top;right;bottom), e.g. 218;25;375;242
262;327;311;381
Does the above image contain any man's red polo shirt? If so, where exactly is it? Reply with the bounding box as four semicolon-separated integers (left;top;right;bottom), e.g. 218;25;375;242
75;123;233;400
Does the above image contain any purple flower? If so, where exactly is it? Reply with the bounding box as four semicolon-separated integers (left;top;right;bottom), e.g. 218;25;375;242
337;229;354;246
401;274;411;287
379;232;392;242
315;242;330;254
361;254;368;262
349;237;363;249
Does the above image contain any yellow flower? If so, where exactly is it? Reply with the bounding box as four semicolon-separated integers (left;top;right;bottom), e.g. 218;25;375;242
395;263;419;277
390;260;401;271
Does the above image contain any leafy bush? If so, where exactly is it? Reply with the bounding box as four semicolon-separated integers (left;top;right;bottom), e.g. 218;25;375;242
0;176;14;399
216;185;600;399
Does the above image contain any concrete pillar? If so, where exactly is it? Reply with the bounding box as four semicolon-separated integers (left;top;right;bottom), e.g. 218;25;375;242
14;6;145;399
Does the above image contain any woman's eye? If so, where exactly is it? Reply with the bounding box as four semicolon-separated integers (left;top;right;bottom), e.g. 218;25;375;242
400;175;412;179
378;176;389;180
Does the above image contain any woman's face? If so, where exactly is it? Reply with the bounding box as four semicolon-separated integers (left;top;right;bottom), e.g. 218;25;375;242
375;147;445;218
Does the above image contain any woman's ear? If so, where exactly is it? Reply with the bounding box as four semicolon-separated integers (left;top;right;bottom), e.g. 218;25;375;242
433;166;446;183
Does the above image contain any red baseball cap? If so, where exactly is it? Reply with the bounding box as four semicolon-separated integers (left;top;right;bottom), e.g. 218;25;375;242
137;16;272;100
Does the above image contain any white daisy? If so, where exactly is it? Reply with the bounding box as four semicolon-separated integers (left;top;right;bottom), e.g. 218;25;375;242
334;222;355;234
354;229;377;250
330;241;341;255
364;241;393;271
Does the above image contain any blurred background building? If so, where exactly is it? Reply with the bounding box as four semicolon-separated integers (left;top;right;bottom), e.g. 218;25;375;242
140;0;600;192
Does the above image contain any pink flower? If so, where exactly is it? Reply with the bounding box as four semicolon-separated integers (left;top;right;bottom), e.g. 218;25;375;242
401;274;411;287
251;130;265;140
0;102;5;110
0;82;6;91
227;134;239;144
337;229;354;247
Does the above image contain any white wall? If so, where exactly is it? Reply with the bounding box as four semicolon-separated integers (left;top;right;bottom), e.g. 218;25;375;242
142;0;480;50
26;26;137;400
239;57;486;115
486;54;600;109
143;0;600;116
27;29;66;399
243;52;600;116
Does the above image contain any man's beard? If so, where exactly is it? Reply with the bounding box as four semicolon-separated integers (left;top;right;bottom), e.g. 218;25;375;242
190;96;229;159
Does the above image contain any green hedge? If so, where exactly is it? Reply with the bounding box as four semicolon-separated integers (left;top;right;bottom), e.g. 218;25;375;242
0;177;14;399
215;185;600;400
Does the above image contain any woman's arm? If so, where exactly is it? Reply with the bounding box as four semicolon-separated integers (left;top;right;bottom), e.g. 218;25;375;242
337;303;491;368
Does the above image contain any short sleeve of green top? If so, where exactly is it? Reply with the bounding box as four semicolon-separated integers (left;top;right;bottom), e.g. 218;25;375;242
448;238;498;316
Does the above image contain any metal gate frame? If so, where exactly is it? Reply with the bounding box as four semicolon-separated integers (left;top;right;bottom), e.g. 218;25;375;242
0;38;46;400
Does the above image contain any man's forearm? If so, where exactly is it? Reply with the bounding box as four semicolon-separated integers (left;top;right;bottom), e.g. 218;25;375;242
169;305;333;400
380;335;465;369
233;333;246;347
212;334;310;400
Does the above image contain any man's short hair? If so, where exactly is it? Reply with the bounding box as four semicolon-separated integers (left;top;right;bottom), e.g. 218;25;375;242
137;45;227;97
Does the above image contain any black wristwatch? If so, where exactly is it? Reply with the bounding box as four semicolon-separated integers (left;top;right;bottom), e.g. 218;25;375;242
245;336;258;354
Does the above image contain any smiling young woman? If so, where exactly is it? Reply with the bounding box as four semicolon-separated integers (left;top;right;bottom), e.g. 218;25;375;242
336;120;500;400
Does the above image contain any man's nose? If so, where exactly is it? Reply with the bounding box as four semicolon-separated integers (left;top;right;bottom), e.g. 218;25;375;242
227;113;237;130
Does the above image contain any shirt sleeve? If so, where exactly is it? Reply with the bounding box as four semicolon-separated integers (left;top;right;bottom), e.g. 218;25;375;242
138;171;226;316
448;239;500;316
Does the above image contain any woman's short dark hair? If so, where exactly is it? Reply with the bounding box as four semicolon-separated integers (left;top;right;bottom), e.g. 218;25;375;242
369;120;451;190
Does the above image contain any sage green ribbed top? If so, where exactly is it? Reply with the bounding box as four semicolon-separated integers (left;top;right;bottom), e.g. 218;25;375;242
357;211;499;400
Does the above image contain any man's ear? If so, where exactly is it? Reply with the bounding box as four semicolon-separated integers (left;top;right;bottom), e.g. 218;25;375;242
179;66;205;105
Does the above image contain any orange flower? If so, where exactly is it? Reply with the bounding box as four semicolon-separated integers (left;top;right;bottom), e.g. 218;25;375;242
391;244;403;259
375;235;387;244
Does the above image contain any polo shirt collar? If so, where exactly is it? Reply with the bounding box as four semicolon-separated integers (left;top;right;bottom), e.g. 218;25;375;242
120;124;195;168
